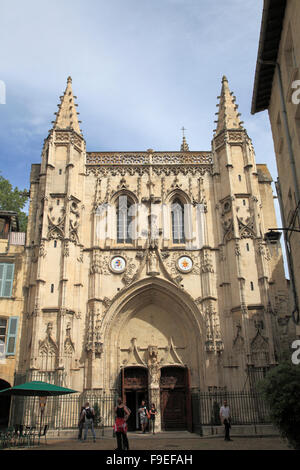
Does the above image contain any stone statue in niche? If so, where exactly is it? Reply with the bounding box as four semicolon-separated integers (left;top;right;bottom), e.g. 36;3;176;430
148;345;160;386
147;250;159;276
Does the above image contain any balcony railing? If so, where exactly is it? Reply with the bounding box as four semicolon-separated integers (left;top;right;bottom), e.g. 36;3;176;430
8;232;25;246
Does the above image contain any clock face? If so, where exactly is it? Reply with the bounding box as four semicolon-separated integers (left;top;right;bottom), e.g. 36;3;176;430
177;256;193;273
110;256;126;273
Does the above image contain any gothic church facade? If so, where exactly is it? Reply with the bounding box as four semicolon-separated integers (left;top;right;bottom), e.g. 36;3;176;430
18;76;293;430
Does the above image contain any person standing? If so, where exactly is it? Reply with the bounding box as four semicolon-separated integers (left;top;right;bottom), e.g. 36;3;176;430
138;400;148;434
219;399;232;441
83;402;96;442
78;406;85;441
149;403;157;434
114;397;131;450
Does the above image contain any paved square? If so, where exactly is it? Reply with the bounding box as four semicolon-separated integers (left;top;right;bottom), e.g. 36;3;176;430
13;431;291;451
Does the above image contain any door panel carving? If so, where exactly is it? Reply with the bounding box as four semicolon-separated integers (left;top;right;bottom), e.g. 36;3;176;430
160;367;187;430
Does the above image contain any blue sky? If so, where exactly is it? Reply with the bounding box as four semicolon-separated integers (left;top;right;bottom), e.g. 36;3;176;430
0;0;286;270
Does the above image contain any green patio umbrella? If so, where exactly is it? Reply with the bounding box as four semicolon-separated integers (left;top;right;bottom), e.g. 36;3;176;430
0;381;77;396
0;381;78;441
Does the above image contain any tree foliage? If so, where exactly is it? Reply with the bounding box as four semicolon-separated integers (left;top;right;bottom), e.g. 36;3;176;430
258;360;300;450
0;173;28;232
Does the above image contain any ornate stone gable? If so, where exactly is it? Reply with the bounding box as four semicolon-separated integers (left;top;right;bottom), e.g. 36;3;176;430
39;322;58;356
64;323;75;355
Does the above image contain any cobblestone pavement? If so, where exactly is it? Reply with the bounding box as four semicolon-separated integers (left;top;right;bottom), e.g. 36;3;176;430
13;431;291;451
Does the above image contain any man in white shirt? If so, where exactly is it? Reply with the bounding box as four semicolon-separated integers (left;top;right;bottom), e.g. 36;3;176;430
219;400;232;441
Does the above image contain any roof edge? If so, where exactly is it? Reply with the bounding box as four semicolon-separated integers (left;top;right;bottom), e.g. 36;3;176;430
251;0;287;115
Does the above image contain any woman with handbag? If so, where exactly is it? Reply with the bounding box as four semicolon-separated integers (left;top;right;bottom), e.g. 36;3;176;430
114;397;131;450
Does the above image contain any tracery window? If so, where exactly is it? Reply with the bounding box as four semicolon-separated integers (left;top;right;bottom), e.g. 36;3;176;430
171;198;185;244
116;195;134;243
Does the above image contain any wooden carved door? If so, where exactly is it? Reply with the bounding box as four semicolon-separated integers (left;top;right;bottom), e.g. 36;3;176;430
160;367;187;430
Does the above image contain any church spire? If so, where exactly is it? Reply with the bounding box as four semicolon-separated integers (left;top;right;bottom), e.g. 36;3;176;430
214;76;244;135
180;126;189;151
52;76;82;135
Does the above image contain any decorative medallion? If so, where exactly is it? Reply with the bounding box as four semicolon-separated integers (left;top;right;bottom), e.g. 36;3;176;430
110;256;126;273
177;255;193;273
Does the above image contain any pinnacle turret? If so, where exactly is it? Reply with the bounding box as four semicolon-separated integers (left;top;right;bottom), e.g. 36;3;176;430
52;76;82;135
213;76;244;135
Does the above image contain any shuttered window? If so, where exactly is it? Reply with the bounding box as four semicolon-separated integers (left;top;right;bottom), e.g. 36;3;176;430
6;316;19;355
0;318;6;357
0;316;18;356
0;263;15;297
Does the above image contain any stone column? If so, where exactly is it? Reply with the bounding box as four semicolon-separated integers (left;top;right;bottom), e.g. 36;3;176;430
147;346;161;432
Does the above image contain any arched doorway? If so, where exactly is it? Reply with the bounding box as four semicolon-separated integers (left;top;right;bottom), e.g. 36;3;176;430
0;379;11;429
102;277;205;431
122;367;148;431
160;366;189;430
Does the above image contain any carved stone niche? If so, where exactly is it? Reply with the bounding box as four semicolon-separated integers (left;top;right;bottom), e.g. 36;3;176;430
221;197;232;216
64;322;75;355
147;250;159;276
38;322;58;356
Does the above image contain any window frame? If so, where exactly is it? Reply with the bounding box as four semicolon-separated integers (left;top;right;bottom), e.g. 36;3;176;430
0;263;15;298
6;316;19;356
0;316;19;356
116;195;135;244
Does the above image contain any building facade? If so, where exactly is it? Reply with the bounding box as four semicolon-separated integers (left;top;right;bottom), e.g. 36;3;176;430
0;211;25;427
252;0;300;335
17;76;294;430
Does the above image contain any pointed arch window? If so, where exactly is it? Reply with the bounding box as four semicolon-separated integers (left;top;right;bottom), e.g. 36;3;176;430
117;195;134;243
171;198;185;244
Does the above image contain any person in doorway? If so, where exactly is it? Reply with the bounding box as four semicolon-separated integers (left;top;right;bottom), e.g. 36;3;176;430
149;403;157;434
78;405;85;440
82;402;96;442
219;399;232;441
138;400;149;433
114;397;131;450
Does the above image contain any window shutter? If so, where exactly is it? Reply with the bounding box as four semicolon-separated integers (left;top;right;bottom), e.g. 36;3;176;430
2;264;14;297
6;316;19;355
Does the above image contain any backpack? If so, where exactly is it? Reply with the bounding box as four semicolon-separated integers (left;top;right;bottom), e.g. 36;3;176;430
85;408;93;420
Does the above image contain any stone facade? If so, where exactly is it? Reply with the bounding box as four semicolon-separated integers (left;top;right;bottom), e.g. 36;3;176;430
0;212;25;425
17;76;294;430
252;0;300;337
